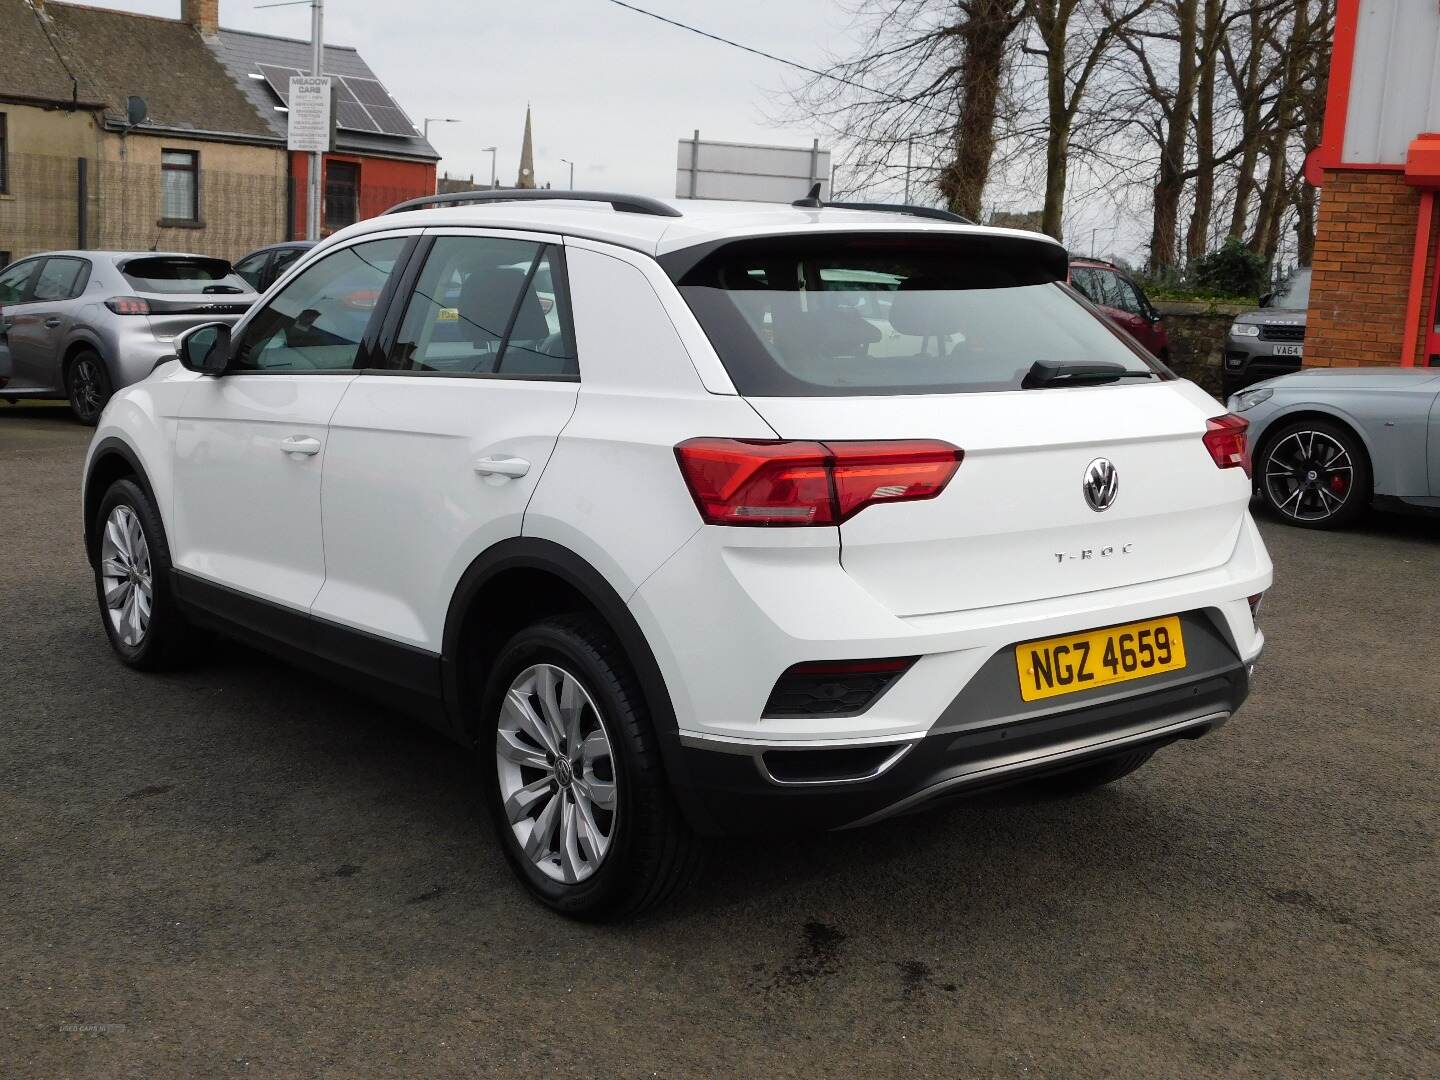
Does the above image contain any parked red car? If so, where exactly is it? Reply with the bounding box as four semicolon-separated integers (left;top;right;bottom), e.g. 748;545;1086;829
1068;256;1171;362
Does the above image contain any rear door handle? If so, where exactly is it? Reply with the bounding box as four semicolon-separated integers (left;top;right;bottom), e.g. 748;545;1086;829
44;317;62;329
280;435;322;456
473;456;530;479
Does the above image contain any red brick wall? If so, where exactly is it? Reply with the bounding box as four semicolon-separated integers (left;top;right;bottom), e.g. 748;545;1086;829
1414;198;1440;366
1306;168;1422;367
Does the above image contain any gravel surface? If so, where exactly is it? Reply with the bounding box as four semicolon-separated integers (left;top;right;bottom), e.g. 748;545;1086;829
2;401;1437;1078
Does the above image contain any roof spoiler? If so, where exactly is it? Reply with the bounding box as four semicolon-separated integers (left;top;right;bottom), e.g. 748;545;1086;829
790;183;975;225
383;189;683;218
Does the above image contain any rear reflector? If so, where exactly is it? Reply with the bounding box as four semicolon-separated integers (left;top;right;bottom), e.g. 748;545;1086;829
674;439;962;527
763;656;919;718
105;296;150;315
1203;413;1251;477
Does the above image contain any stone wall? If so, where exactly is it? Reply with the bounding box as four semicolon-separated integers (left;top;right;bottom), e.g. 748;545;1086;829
1152;300;1251;396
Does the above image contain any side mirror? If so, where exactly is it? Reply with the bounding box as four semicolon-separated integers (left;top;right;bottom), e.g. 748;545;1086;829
1258;292;1274;309
177;322;231;375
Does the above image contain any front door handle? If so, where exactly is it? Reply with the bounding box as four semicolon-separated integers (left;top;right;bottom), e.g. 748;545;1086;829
473;456;530;479
44;317;62;329
280;435;322;456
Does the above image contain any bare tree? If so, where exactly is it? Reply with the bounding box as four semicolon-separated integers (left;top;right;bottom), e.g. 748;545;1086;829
1020;0;1154;241
781;0;1025;218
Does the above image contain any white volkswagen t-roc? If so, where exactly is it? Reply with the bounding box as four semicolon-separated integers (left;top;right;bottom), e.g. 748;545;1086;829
83;191;1271;919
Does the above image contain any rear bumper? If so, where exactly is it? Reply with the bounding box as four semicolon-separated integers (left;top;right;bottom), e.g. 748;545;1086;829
666;610;1252;836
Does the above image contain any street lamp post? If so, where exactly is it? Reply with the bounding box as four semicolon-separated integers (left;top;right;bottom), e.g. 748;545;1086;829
422;117;461;141
481;146;497;189
559;158;575;190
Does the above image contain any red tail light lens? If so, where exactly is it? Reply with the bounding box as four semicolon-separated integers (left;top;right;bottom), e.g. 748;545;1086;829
105;296;150;315
674;439;962;527
1203;413;1251;477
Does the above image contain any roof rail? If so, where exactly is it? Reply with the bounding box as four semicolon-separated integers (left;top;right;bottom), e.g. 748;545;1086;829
789;184;974;225
382;189;683;218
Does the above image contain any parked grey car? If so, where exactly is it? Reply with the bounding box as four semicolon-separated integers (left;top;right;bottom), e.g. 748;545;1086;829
1229;366;1440;529
1221;267;1310;398
0;251;254;423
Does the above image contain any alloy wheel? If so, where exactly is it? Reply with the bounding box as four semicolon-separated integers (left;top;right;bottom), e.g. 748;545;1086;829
71;358;104;420
495;663;618;884
1263;429;1354;523
99;504;153;647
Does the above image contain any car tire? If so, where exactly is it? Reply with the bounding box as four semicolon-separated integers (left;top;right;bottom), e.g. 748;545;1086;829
1257;418;1370;530
66;348;112;425
480;613;703;921
1028;748;1155;794
92;478;196;670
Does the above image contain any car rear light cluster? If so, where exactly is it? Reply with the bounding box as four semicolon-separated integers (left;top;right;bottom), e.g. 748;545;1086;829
1203;413;1251;477
105;296;151;315
674;439;962;527
1248;592;1264;621
762;657;918;718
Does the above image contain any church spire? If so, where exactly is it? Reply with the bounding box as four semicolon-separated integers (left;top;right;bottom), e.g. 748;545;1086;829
516;105;536;189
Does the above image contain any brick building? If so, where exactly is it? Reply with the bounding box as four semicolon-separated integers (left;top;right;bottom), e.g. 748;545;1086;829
1305;0;1440;370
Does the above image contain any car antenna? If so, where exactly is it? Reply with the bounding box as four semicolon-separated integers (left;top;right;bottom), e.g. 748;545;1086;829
794;182;824;209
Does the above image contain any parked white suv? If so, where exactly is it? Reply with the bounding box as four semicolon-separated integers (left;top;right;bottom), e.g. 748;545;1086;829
82;191;1272;919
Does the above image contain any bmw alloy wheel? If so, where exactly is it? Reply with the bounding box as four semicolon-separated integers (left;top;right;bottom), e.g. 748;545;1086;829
495;663;618;884
1262;429;1354;523
99;504;153;647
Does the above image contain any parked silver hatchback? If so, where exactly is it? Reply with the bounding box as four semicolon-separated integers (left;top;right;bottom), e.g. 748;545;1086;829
0;251;255;423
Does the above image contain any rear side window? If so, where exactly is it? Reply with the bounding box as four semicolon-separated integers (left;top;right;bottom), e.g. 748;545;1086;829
31;257;89;301
232;236;406;372
391;235;576;376
121;256;247;295
668;234;1158;396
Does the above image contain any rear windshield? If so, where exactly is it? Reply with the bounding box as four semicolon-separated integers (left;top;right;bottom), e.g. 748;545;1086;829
121;256;250;295
668;234;1161;396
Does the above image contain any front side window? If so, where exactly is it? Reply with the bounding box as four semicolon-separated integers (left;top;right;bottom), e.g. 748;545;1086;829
391;235;575;376
0;259;37;304
232;236;406;372
161;150;199;222
270;246;305;283
31;257;89;302
671;234;1156;396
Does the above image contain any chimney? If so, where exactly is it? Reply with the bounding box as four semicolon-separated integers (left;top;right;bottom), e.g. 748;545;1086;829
182;0;220;37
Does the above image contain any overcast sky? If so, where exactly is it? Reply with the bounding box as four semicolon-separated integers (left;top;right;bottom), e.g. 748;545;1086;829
97;0;850;192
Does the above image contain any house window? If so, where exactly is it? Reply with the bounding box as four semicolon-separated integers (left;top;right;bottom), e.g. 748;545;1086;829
324;161;359;233
161;149;199;222
0;113;9;194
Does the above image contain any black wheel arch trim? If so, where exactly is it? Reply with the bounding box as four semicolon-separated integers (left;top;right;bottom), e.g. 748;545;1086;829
441;537;719;831
83;436;160;565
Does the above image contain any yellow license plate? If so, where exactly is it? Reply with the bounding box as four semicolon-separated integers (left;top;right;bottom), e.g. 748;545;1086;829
1015;616;1187;702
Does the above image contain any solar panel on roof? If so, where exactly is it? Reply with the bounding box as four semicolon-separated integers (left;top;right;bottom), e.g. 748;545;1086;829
364;105;419;138
336;101;381;133
253;66;418;138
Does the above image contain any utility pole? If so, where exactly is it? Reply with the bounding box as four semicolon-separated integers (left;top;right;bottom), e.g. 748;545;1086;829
560;158;575;189
306;0;324;241
481;147;497;189
903;137;914;203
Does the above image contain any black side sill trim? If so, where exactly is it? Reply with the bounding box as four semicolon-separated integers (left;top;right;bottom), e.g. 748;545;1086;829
171;569;445;722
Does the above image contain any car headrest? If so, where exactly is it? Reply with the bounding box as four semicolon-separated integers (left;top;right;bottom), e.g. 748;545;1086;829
457;268;548;345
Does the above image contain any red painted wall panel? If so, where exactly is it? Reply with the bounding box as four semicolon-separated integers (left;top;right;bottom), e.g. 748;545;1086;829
289;151;435;239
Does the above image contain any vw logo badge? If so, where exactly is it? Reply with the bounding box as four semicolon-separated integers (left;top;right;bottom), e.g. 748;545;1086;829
1083;458;1119;512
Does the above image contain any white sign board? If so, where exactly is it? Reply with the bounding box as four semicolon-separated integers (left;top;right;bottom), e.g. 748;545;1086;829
287;75;334;153
676;135;831;203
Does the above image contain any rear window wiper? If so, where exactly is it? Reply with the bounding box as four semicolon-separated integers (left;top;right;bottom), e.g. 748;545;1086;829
1022;359;1157;389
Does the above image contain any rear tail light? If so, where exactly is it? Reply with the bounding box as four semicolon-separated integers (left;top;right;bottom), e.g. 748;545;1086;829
674;439;962;527
1248;592;1264;621
763;657;918;718
1203;413;1251;477
105;296;150;315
